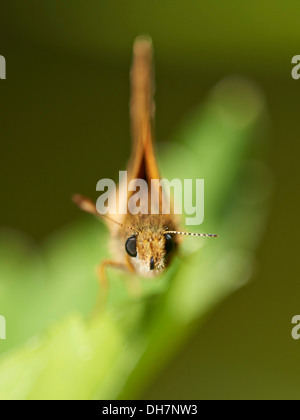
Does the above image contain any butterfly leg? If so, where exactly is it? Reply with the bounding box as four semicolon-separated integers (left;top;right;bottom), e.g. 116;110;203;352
94;259;128;312
94;257;141;314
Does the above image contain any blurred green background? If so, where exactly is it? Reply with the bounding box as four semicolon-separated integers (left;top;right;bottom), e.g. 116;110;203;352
0;1;299;400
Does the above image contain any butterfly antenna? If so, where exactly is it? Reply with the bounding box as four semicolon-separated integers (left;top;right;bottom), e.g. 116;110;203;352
166;230;218;238
72;194;137;233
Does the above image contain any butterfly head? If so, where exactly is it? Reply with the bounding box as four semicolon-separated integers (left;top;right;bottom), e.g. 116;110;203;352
125;226;175;275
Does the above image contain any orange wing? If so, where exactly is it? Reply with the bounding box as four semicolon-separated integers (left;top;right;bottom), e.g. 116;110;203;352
128;36;160;183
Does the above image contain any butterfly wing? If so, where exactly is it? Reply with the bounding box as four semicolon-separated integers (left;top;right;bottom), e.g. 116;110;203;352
128;36;160;183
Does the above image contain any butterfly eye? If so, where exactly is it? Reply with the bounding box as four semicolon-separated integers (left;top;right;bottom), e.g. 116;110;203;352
164;233;174;255
125;235;137;257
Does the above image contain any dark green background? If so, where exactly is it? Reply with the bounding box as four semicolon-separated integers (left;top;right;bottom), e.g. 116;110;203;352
0;1;299;399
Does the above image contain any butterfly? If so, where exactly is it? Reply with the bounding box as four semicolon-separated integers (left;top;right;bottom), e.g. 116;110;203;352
73;36;217;292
